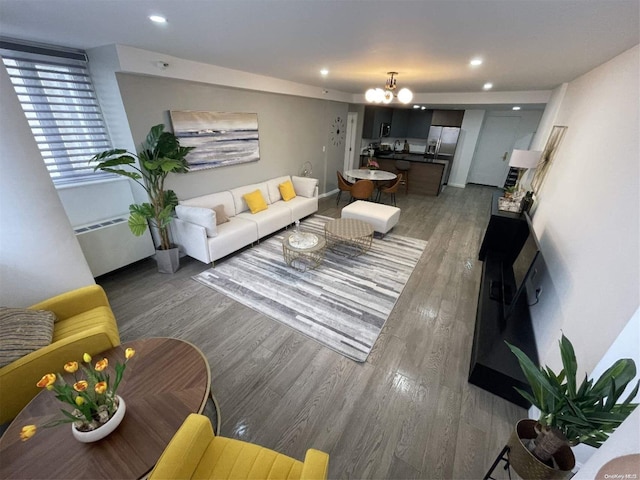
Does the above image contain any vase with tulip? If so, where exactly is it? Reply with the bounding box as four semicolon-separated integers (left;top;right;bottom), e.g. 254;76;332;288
20;348;135;443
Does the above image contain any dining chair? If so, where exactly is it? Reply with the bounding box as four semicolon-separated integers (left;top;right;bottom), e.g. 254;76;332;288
336;171;354;205
395;160;411;194
349;179;375;202
377;173;402;206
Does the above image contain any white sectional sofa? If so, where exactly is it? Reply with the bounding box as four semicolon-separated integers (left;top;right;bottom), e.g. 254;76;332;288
172;175;319;265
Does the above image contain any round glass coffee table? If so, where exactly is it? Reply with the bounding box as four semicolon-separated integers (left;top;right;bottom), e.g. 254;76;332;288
324;218;374;257
282;231;326;272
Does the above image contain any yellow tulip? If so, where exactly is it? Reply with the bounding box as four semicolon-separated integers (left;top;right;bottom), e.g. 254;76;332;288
125;348;135;360
20;425;37;441
95;381;107;394
95;358;108;371
36;373;56;388
83;353;92;363
75;396;85;406
73;380;88;392
63;361;79;373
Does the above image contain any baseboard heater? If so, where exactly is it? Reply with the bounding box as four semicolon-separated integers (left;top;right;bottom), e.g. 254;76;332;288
75;216;155;277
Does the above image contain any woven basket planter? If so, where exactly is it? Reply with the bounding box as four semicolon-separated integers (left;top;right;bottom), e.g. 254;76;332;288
507;419;575;480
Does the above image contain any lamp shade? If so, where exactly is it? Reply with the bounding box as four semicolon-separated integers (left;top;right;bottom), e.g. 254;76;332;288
509;149;542;169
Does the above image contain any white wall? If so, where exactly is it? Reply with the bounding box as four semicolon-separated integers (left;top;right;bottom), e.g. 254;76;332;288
448;110;485;188
572;407;639;479
0;62;95;306
529;45;640;373
114;73;348;199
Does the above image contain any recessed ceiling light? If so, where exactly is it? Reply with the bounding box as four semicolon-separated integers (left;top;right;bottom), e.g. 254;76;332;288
512;106;521;111
320;69;329;76
413;105;420;109
149;15;167;23
470;58;483;66
421;106;426;110
483;82;493;90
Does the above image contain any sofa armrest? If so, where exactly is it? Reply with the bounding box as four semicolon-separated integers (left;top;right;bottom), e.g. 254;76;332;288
0;325;120;424
29;284;110;320
149;413;214;480
301;449;330;480
172;217;211;264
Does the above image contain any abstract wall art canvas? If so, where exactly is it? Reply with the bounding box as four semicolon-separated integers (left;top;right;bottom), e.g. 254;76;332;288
169;110;260;170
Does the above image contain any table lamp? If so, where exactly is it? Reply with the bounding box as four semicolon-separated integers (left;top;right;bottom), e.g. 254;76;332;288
509;149;542;191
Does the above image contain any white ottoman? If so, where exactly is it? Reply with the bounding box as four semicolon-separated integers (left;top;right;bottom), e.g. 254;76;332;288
341;200;401;236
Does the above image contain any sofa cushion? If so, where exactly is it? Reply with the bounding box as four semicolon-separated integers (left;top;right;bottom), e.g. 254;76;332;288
230;183;271;213
279;180;297;201
180;191;237;218
212;205;229;225
0;307;56;368
243;190;268;214
292;176;318;198
175;205;217;237
265;175;292;203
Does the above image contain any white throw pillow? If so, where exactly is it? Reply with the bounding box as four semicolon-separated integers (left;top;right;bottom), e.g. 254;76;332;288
292;176;318;198
175;205;217;237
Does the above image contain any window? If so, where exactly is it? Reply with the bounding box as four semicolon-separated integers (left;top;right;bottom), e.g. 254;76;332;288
1;40;112;185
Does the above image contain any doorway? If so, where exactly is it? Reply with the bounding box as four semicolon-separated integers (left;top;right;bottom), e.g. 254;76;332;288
467;114;521;187
343;112;358;172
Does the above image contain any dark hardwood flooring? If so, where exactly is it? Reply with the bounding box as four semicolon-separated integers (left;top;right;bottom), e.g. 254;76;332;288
98;184;524;479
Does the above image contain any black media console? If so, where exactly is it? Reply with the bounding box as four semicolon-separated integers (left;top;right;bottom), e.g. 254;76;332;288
468;191;539;408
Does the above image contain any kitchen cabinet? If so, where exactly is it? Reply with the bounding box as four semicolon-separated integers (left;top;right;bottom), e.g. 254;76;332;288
390;108;409;137
432;109;464;127
406;109;433;139
362;106;393;139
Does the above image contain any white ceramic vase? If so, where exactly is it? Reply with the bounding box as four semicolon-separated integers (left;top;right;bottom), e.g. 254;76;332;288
71;395;126;443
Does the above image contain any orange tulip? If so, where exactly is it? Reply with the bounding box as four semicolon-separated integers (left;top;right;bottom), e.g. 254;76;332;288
73;380;88;392
95;381;107;394
36;373;56;388
20;425;37;441
63;361;79;373
94;358;108;371
125;348;135;360
83;353;92;363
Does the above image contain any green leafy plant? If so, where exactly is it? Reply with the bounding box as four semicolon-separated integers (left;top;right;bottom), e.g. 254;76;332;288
91;124;194;251
507;334;638;448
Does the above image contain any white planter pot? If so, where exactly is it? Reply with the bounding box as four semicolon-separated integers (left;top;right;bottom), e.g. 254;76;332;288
71;396;126;443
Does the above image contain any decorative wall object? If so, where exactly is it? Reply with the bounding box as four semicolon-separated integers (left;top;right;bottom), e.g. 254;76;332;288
531;125;567;193
169;111;260;170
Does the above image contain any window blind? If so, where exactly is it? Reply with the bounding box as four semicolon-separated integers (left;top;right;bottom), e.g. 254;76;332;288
1;42;113;185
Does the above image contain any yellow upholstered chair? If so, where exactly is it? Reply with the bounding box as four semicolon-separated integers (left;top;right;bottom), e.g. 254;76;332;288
0;284;121;424
149;414;329;480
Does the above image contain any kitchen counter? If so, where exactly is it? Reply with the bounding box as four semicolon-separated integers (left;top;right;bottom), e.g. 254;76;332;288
360;154;445;196
368;152;429;163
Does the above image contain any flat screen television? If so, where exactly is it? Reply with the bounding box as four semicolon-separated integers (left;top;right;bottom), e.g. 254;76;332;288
504;212;541;319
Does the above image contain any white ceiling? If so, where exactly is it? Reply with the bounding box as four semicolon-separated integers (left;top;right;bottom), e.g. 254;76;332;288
1;0;638;96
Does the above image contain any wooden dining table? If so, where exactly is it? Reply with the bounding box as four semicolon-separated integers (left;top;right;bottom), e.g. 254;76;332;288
0;337;213;480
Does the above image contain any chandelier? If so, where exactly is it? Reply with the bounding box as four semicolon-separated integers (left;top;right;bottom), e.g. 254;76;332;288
365;72;413;105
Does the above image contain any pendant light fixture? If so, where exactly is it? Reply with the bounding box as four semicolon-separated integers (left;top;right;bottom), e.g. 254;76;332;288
365;72;413;105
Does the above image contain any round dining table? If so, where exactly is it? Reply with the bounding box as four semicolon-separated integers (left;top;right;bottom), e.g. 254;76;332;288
344;169;397;182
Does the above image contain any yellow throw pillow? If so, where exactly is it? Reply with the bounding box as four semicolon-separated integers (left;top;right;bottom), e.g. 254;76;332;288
278;180;297;202
243;189;268;214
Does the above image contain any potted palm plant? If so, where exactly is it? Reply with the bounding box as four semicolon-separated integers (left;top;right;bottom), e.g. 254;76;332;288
504;335;638;479
91;124;194;273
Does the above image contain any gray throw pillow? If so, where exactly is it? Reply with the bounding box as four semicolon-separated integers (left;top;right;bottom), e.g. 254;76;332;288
0;307;56;368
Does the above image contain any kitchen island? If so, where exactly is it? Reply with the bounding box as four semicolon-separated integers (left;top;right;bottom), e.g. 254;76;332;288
360;153;446;196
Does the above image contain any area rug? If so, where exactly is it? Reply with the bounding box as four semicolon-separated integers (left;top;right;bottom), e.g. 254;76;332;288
193;215;427;362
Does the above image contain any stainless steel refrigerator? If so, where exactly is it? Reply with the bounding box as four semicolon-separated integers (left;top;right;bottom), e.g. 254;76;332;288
424;126;460;184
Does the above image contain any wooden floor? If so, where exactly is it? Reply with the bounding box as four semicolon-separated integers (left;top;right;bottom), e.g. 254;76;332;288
99;184;524;480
